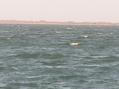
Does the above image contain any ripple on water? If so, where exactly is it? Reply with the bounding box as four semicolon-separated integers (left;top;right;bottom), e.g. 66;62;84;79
82;55;119;66
0;83;6;88
5;82;38;89
13;52;66;60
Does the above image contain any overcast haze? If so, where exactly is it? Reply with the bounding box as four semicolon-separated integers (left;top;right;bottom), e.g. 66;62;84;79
0;0;119;22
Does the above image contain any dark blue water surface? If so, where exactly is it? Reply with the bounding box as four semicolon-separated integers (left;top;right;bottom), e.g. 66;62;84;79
0;24;119;89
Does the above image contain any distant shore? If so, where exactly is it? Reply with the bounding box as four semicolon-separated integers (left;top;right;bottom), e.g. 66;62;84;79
0;20;119;26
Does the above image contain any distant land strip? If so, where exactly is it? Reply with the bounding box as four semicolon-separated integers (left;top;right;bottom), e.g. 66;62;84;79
0;20;119;26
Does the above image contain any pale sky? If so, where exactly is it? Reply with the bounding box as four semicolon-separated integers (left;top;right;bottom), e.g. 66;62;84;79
0;0;119;22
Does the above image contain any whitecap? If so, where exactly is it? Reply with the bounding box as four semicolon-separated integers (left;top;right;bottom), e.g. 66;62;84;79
70;42;80;46
81;35;88;38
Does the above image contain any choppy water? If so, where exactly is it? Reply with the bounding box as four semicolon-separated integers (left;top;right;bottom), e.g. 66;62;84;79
0;24;119;89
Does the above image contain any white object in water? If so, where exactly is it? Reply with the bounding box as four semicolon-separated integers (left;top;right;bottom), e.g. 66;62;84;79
55;31;61;33
81;35;88;38
83;35;88;38
70;42;80;46
7;37;11;40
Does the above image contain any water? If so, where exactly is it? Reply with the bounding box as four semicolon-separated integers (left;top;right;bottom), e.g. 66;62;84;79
0;24;119;89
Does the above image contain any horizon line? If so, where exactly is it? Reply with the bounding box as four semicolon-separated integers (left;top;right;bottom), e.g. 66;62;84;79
0;19;119;25
0;19;119;23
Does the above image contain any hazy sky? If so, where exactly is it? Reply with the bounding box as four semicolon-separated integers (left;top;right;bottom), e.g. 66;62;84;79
0;0;119;22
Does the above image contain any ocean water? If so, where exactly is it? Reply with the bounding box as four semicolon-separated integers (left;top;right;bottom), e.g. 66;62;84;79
0;24;119;89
